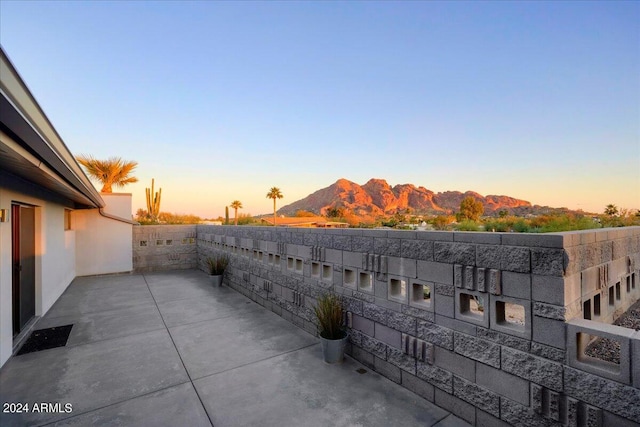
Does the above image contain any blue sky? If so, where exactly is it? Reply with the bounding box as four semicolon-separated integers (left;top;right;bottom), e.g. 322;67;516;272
1;1;638;217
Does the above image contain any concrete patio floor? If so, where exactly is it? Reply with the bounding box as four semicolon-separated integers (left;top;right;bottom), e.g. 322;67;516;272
1;270;470;427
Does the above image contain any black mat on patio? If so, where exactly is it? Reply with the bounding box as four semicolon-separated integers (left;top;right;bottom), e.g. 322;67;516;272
17;325;74;355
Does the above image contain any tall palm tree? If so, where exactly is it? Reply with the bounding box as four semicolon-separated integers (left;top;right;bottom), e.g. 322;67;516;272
76;155;138;193
266;187;283;226
230;200;243;225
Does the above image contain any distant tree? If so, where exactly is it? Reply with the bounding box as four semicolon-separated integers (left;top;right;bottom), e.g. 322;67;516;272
432;215;455;230
326;207;346;218
230;200;243;225
604;204;619;216
76;155;138;192
236;213;257;225
266;187;283;226
295;210;316;217
498;209;509;218
458;196;484;221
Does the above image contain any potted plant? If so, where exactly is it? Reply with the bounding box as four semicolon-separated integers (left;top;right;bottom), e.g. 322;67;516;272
314;293;348;364
206;254;229;286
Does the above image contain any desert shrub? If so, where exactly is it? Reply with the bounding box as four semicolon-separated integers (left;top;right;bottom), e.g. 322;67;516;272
456;220;480;231
512;219;531;232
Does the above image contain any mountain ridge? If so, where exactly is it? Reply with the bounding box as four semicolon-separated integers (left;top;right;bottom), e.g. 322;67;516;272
279;178;558;218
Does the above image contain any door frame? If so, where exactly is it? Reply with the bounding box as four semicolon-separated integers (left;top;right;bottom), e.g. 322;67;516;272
11;203;36;337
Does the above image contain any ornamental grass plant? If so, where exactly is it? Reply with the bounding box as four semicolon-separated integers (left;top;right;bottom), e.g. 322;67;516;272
314;293;346;340
206;254;229;275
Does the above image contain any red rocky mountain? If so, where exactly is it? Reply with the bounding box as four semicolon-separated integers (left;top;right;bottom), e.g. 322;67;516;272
279;178;532;217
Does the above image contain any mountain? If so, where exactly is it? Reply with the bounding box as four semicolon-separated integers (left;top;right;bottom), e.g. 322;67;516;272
279;178;533;217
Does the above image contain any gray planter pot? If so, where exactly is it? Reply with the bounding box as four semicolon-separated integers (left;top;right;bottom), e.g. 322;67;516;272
319;333;349;364
211;274;223;287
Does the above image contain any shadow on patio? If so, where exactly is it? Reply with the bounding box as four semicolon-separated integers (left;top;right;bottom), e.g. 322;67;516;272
0;270;470;427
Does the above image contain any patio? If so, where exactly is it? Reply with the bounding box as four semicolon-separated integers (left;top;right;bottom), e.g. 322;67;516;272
0;270;469;427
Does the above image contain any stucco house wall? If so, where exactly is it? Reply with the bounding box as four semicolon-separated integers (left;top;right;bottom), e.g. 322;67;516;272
75;193;133;276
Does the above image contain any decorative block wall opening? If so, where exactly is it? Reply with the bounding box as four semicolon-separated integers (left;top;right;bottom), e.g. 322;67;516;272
287;257;294;270
615;282;621;302
295;259;303;272
254;250;260;261
359;272;373;292
608;286;614;307
139;240;147;247
312;262;321;277
456;289;490;327
583;299;592;320
322;265;332;281
593;294;601;317
567;319;632;384
275;254;281;265
166;240;173;245
156;239;164;246
268;253;274;265
410;282;432;309
579;332;621;369
496;301;525;328
389;278;407;302
344;268;356;288
460;293;484;318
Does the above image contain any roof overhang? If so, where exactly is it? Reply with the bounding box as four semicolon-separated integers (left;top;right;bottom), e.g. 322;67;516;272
0;46;103;209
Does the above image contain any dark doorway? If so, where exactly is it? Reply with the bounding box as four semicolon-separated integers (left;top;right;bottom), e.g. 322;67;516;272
12;204;36;336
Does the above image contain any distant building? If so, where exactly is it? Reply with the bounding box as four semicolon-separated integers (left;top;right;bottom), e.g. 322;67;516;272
201;220;223;225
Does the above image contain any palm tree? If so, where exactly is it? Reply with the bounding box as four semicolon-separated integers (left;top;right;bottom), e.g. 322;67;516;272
230;200;243;225
266;187;283;226
604;204;619;217
76;155;138;193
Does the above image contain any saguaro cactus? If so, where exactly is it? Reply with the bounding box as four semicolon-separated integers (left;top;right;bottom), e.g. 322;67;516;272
225;206;229;225
146;178;162;221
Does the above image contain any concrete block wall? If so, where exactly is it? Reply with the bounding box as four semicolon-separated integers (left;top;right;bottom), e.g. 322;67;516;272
193;225;640;426
132;225;197;272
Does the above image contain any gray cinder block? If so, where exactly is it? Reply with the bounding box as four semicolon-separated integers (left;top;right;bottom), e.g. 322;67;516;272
453;375;500;417
374;322;402;348
532;315;566;349
418;260;454;285
564;367;640;423
454;332;501;368
500;246;531;273
501;347;563;392
387;346;418;374
374;356;401;384
531;248;565;276
434;346;476;382
434;388;476;425
434;242;476;265
501;271;531;300
401;371;435;402
417;361;453;393
417;321;454;350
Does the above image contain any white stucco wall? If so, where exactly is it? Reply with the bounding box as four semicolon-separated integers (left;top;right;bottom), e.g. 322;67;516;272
74;193;133;276
0;185;76;368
